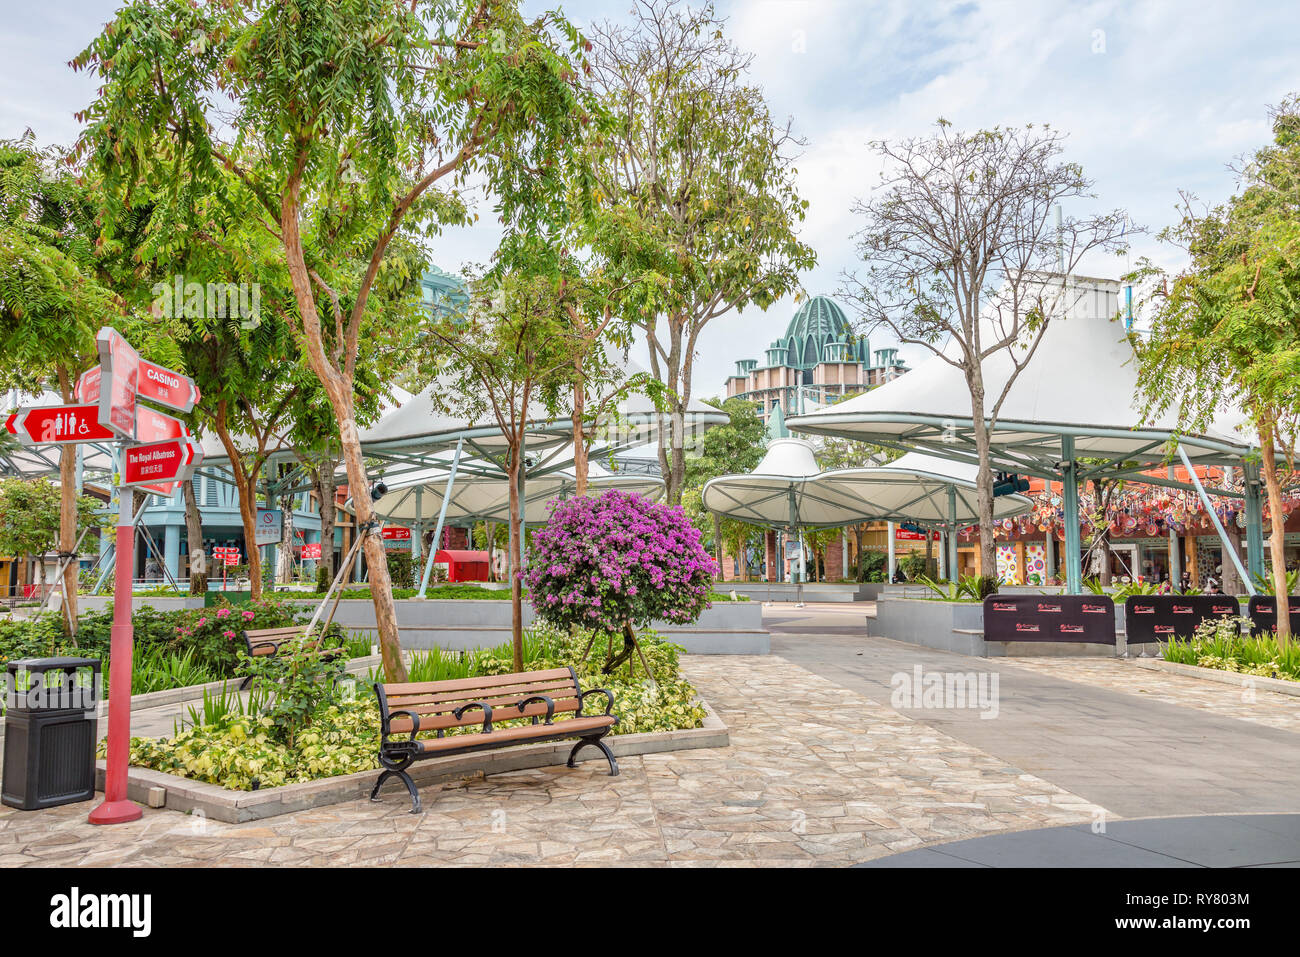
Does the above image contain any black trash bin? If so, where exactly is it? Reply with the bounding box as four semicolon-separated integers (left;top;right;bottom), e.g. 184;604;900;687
2;657;100;810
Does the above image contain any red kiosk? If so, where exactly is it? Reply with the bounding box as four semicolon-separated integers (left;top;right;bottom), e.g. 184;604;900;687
433;549;490;583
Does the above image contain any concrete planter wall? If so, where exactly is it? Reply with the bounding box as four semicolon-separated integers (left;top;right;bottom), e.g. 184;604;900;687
720;582;882;603
73;596;207;614
870;596;1123;657
286;598;769;655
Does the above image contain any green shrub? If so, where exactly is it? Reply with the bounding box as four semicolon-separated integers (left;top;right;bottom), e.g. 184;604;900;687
857;549;887;583
113;699;380;791
897;553;929;581
1162;615;1300;681
237;640;350;747
386;552;415;589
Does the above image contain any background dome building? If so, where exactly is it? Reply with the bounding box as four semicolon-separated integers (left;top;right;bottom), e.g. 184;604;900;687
725;295;908;436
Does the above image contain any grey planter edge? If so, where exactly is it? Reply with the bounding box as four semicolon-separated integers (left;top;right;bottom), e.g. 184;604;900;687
92;698;729;824
1129;656;1300;697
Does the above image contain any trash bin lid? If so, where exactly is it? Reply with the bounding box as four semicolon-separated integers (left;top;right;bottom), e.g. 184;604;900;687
7;657;101;673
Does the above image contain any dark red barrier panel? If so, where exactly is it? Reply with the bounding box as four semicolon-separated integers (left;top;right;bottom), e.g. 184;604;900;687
1124;595;1240;644
1246;595;1300;637
982;594;1116;644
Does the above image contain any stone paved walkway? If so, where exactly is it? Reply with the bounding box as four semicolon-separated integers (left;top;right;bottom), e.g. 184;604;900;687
774;632;1300;818
999;656;1300;734
0;656;1105;867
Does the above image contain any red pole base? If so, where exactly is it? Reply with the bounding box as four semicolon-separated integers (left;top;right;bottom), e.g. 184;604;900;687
87;798;143;826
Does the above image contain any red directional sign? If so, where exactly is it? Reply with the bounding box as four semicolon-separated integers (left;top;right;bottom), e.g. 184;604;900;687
137;359;200;413
96;327;139;440
135;405;190;444
300;543;322;560
75;366;101;404
121;437;203;489
5;404;116;445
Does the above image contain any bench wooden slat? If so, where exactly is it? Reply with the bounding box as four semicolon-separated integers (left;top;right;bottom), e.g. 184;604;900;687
385;677;580;708
244;627;308;638
388;688;581;716
387;697;581;734
380;667;574;697
414;715;615;753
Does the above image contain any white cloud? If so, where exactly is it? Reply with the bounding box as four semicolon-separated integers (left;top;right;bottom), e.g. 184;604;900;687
1;0;1295;400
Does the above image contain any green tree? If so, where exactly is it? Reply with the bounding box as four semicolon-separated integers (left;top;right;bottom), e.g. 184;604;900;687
1129;96;1300;641
585;0;815;503
0;477;105;608
424;265;581;670
76;0;597;681
841;120;1130;576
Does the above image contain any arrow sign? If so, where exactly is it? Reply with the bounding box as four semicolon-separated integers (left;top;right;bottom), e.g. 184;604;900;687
122;437;203;488
75;366;101;404
96;327;139;440
137;359;200;413
135;405;191;444
5;404;116;445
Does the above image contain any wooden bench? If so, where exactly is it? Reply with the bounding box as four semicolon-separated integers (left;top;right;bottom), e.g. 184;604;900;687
238;626;345;689
372;666;619;813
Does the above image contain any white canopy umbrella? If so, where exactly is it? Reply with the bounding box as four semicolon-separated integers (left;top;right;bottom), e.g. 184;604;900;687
704;442;1031;579
347;446;665;596
364;459;663;526
787;277;1260;592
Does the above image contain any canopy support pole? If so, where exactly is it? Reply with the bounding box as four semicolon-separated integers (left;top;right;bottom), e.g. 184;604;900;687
887;521;896;581
1177;444;1255;595
417;437;463;598
92;494;150;594
1243;460;1266;583
1061;437;1082;595
787;487;804;605
946;485;958;580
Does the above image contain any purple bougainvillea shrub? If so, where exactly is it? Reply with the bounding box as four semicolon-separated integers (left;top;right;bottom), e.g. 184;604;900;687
525;489;715;636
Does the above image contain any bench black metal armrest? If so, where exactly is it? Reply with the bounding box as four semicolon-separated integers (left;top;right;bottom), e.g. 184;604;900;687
516;695;555;725
577;688;615;717
381;708;423;743
246;639;281;656
453;701;494;733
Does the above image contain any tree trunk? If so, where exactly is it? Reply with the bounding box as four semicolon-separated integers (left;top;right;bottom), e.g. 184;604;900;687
1259;418;1290;645
967;372;997;576
182;479;207;594
278;484;295;584
280;172;404;680
55;365;78;636
572;357;588;496
506;447;524;672
314;468;337;582
1223;522;1243;596
212;413;263;599
339;413;406;681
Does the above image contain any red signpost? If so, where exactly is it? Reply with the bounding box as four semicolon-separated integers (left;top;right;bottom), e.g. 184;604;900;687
5;404;116;445
0;325;211;826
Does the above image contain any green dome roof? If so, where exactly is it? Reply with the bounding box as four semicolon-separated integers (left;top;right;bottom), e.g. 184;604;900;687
784;295;851;341
764;295;868;370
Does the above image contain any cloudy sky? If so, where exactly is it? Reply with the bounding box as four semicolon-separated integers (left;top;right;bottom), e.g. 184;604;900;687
2;0;1296;399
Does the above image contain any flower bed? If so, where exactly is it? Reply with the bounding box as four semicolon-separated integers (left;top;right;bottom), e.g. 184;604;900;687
114;624;707;790
0;595;358;698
